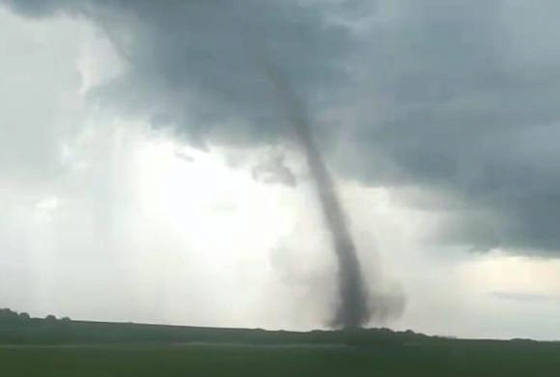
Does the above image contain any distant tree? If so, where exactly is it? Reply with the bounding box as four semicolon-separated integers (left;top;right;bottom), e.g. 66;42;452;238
0;308;19;322
61;317;71;323
45;314;57;323
19;312;31;321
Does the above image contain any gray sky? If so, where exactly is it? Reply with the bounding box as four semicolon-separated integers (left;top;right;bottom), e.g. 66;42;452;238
2;0;560;340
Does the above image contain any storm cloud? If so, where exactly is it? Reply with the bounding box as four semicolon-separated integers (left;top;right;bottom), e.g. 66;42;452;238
4;0;560;259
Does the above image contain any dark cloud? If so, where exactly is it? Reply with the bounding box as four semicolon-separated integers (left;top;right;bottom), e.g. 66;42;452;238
336;1;560;254
4;0;560;255
3;0;353;144
1;0;69;16
89;0;352;149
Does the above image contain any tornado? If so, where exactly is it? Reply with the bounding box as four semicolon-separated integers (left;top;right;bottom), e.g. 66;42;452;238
259;53;370;329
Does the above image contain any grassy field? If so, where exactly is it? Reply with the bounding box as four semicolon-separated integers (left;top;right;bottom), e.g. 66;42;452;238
2;341;560;376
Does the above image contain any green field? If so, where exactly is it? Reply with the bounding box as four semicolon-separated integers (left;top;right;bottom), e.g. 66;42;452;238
2;341;560;376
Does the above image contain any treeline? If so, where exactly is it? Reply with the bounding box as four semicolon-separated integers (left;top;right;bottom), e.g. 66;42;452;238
0;308;75;344
0;307;435;347
0;308;71;324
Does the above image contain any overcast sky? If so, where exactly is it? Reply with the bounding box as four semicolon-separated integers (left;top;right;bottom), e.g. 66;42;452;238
2;0;560;340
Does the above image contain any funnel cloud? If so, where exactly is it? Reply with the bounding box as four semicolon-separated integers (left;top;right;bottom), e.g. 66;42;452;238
258;50;370;328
